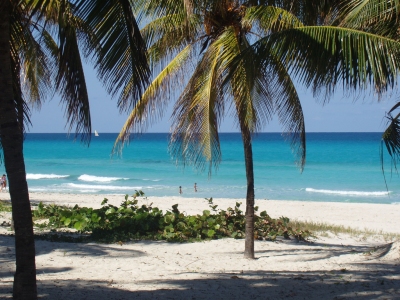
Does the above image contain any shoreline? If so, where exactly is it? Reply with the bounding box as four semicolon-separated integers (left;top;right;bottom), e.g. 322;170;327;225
1;191;400;234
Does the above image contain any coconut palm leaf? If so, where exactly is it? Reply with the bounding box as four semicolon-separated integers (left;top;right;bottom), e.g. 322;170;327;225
55;2;91;141
25;0;95;141
381;101;400;171
143;13;201;67
249;26;400;100
11;5;52;108
266;55;306;169
220;28;268;133
75;0;151;111
9;2;56;133
143;0;193;17
243;5;304;33
339;0;400;39
170;42;224;173
338;1;400;165
244;0;340;25
382;109;400;164
141;13;190;48
114;44;193;153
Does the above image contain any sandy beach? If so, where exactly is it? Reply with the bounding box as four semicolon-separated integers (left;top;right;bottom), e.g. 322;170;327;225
1;192;400;299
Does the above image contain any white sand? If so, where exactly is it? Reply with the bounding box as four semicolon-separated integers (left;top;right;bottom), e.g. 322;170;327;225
1;192;400;299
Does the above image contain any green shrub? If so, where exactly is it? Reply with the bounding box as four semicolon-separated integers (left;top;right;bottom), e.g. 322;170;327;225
32;191;311;243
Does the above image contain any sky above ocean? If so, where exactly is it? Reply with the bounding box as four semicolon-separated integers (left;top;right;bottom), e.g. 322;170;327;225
27;63;396;134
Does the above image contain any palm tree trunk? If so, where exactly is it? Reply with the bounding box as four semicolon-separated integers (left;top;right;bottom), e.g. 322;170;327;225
241;125;255;259
0;1;38;299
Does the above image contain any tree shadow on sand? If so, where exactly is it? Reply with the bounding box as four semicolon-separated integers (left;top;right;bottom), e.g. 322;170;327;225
0;265;399;299
1;235;400;299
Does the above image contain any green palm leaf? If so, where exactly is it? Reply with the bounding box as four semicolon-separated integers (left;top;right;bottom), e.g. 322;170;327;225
250;26;400;99
75;0;151;111
339;0;400;39
243;5;304;33
144;13;201;67
170;41;224;173
114;45;193;153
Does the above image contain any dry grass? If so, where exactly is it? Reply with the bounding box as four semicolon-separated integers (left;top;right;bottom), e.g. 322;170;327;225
289;219;400;242
0;200;12;213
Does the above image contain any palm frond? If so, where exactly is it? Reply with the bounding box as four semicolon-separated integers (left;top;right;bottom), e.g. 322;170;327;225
143;13;201;67
243;5;304;34
225;42;261;133
169;41;224;174
245;0;340;25
51;1;91;142
267;56;306;170
219;27;273;133
381;102;400;170
143;0;190;17
11;6;53;109
114;45;193;154
10;43;30;135
75;0;151;111
250;26;400;101
339;0;400;39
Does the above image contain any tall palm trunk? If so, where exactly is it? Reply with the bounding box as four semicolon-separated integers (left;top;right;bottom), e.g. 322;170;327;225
241;125;255;259
0;1;38;299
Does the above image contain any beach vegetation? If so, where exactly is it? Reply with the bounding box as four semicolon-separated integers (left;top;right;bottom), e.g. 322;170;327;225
1;0;150;297
113;0;400;260
31;193;311;243
0;200;12;213
288;219;400;242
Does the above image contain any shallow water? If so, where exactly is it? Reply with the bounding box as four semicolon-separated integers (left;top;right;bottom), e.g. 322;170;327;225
12;132;399;204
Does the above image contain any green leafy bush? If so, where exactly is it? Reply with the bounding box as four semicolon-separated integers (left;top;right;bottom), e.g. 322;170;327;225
32;191;311;243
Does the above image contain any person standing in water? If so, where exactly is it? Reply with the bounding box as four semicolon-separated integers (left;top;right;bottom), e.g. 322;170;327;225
194;183;197;192
179;186;182;194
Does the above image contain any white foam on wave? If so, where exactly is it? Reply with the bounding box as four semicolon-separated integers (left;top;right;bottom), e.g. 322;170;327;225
306;188;389;197
78;174;128;182
66;183;142;191
27;173;69;180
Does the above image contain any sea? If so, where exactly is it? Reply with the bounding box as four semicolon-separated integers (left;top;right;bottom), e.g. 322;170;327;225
8;132;400;204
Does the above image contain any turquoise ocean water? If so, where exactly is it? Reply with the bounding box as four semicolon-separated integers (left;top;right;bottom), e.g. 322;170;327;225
9;133;400;204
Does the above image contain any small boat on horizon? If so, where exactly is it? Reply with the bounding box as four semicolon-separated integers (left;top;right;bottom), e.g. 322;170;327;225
94;130;99;137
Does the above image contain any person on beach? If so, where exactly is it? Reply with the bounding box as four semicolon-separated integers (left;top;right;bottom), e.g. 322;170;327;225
194;183;197;192
1;174;6;192
179;186;182;194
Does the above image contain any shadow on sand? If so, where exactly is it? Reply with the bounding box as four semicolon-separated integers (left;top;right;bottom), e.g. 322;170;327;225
1;235;399;299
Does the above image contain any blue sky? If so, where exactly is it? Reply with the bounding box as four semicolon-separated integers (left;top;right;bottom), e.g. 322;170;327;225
29;65;397;134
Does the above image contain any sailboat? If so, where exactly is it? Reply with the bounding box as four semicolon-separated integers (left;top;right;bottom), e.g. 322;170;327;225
94;130;99;137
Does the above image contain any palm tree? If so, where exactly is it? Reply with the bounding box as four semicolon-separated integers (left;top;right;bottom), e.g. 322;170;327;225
1;0;150;298
115;0;400;259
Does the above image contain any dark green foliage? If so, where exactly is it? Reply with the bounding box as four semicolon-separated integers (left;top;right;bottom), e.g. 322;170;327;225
32;191;311;243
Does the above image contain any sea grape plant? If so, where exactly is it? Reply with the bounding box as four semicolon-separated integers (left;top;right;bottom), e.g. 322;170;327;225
32;191;311;243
